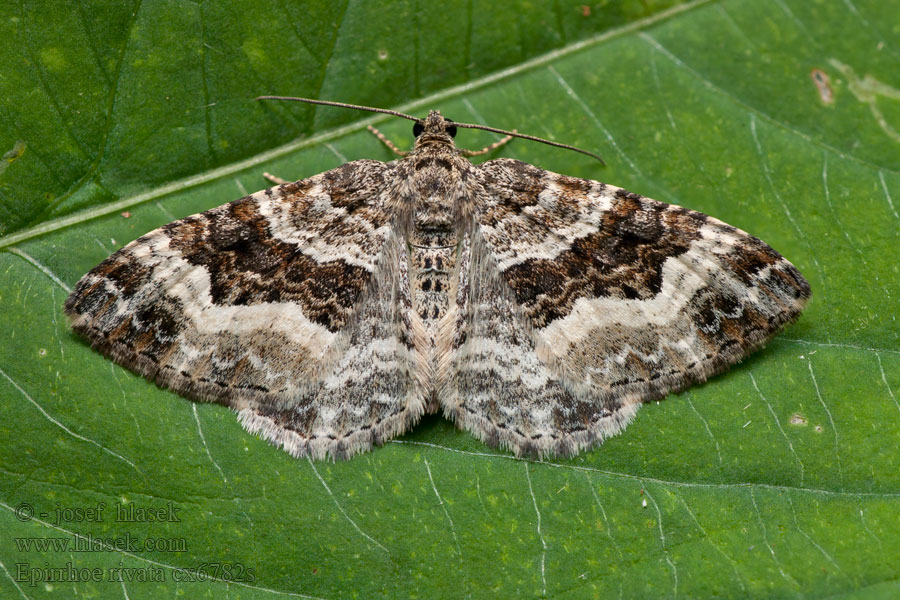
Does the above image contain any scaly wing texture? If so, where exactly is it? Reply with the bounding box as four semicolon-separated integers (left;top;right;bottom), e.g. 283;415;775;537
442;158;810;457
439;229;644;458
65;160;426;460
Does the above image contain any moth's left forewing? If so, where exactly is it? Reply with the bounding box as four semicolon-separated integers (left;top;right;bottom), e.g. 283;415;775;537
65;160;427;460
445;158;810;457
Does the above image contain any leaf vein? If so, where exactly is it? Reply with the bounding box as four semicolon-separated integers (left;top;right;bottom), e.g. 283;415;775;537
0;366;139;474
424;458;462;558
525;463;548;598
306;458;390;555
749;372;805;486
643;487;678;598
639;32;900;174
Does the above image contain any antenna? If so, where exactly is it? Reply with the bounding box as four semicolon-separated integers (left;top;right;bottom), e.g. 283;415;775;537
256;95;605;164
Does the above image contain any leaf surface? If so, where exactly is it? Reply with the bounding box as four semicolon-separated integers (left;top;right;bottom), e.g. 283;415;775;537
2;1;899;598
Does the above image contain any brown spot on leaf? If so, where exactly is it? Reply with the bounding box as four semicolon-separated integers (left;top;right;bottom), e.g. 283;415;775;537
811;68;834;105
790;413;807;426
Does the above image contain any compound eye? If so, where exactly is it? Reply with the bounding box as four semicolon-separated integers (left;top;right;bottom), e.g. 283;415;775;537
444;118;457;138
413;121;424;137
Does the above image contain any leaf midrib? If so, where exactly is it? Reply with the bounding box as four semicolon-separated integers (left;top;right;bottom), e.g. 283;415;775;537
0;0;714;249
7;0;893;251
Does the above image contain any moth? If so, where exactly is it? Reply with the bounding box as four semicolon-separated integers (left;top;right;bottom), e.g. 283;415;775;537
65;98;810;460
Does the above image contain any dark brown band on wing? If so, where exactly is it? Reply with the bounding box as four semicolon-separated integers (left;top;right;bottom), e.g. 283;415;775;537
501;192;708;328
159;164;393;333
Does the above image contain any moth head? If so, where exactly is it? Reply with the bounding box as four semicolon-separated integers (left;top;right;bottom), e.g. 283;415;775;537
414;110;457;139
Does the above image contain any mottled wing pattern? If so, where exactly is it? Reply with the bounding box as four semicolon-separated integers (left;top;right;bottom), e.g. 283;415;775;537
440;229;643;457
65;160;426;460
443;158;810;457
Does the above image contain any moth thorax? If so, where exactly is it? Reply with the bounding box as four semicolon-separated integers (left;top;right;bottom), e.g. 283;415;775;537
411;195;455;245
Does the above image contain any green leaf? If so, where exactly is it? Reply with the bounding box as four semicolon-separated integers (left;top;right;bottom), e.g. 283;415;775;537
2;0;899;598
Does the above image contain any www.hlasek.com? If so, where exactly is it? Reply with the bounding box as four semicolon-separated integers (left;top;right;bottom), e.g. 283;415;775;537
15;533;185;553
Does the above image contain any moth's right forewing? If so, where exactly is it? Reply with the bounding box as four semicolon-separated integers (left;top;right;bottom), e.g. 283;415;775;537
441;158;809;457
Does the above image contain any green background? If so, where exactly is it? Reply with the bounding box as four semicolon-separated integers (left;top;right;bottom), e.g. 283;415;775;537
2;0;899;598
